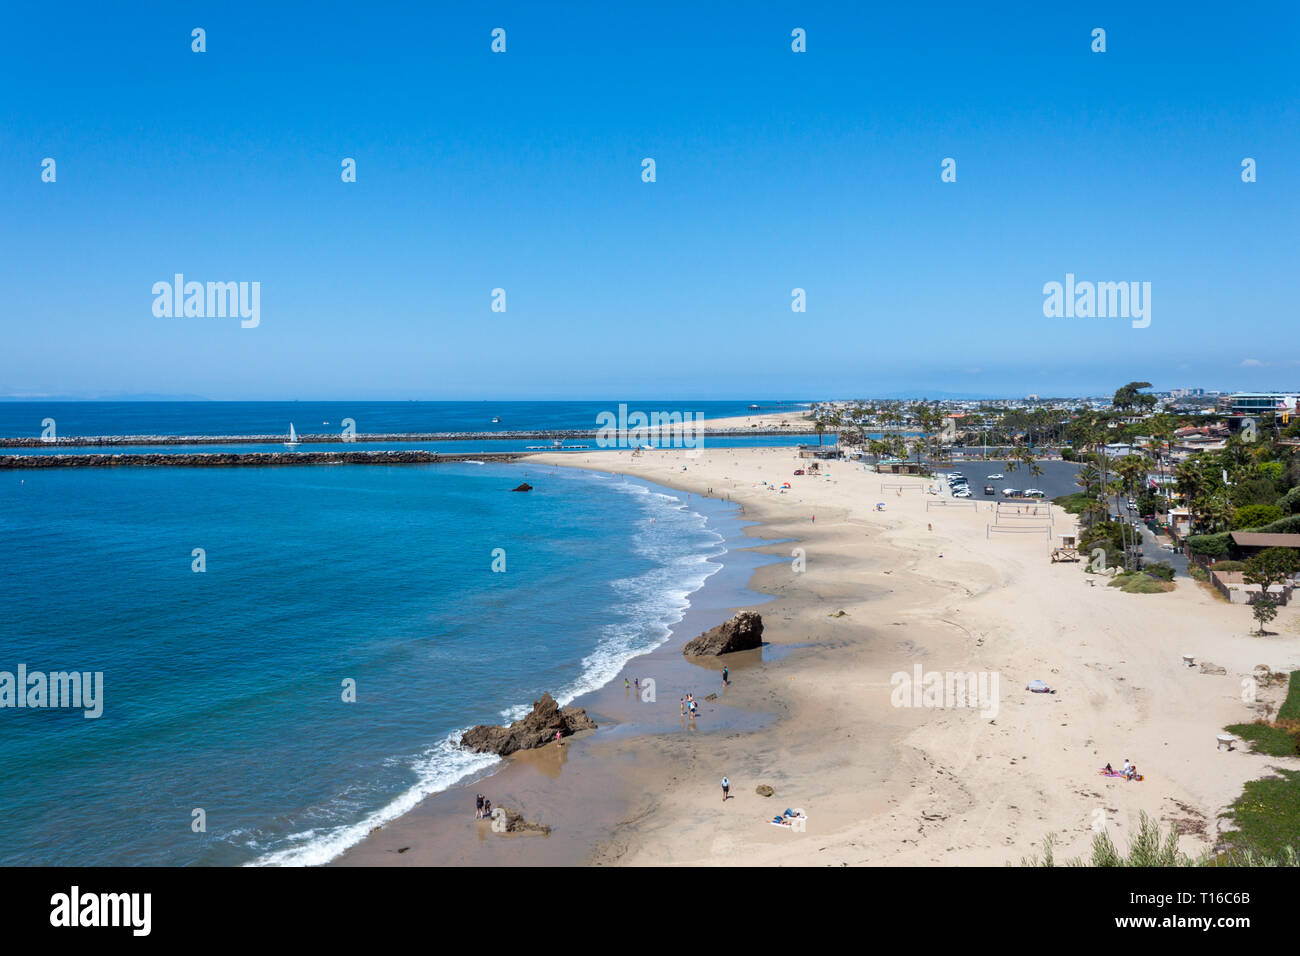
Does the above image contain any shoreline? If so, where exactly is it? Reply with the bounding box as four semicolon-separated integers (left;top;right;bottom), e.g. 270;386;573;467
329;468;782;866
298;445;1298;866
516;447;1300;865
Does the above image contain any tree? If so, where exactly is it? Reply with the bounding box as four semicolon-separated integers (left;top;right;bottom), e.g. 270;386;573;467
1252;597;1279;636
1112;382;1156;413
1244;547;1300;591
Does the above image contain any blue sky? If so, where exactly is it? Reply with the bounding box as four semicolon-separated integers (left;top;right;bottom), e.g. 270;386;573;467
2;2;1297;400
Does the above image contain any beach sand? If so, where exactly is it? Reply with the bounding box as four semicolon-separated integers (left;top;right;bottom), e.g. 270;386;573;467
343;445;1300;866
523;446;1300;865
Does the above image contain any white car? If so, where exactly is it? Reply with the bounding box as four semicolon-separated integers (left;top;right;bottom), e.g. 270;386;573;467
986;473;1004;479
1023;489;1045;498
953;489;972;498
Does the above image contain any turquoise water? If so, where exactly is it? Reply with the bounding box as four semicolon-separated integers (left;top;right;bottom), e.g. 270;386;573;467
0;400;809;438
0;461;726;865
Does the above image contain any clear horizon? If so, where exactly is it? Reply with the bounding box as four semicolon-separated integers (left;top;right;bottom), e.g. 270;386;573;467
4;2;1297;399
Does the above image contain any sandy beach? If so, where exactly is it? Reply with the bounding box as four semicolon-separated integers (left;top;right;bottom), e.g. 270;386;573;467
518;446;1300;865
341;444;1300;866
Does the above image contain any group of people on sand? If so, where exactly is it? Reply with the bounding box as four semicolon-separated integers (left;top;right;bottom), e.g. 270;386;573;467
1102;758;1142;781
474;793;494;819
681;694;698;718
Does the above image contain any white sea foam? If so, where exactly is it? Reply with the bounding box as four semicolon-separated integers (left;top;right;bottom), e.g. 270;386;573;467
247;736;499;867
253;472;725;867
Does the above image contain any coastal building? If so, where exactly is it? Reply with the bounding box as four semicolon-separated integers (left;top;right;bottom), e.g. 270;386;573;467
1228;532;1300;560
1221;392;1299;422
1168;507;1192;539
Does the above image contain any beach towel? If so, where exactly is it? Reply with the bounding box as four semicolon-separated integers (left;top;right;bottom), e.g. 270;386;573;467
1098;769;1144;781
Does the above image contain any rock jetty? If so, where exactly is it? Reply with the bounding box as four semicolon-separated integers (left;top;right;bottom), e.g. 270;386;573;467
0;451;526;469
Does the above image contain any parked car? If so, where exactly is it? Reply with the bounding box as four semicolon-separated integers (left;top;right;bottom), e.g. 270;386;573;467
793;469;805;475
983;485;995;495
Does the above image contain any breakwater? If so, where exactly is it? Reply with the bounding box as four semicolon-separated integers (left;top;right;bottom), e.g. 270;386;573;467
0;428;815;448
0;451;531;469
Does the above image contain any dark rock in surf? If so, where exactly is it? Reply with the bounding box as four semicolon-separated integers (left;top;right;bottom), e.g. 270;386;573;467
682;612;764;657
459;693;596;756
511;482;533;492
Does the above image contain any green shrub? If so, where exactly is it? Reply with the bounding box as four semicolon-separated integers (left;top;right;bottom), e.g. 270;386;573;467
1278;485;1300;515
1211;559;1247;571
1108;572;1171;594
1053;492;1092;515
1188;533;1231;557
1144;561;1175;581
1234;504;1284;529
1233;478;1281;509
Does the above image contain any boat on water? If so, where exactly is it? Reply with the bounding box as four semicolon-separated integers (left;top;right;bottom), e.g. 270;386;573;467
284;423;301;449
491;417;501;423
748;404;760;410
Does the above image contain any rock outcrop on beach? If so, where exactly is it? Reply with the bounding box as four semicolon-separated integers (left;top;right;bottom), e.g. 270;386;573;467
499;807;551;836
682;612;764;656
459;693;596;756
511;482;533;492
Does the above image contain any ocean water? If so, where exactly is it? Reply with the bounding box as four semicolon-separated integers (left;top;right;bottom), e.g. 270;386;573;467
0;460;727;866
0;400;809;439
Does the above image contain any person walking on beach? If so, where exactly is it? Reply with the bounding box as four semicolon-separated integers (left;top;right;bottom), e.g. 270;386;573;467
475;793;484;819
680;697;686;716
722;666;729;686
483;798;492;818
721;776;730;802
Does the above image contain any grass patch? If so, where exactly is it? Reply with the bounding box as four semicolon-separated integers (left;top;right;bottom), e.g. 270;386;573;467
1107;572;1175;594
1053;492;1092;516
1279;671;1300;722
1220;769;1300;860
1020;812;1299;867
1225;721;1300;757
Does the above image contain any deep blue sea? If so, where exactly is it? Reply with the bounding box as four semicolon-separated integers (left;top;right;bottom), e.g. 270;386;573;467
0;403;793;865
0;400;809;439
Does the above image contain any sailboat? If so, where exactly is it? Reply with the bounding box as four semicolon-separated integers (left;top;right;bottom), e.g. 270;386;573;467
284;423;301;449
